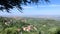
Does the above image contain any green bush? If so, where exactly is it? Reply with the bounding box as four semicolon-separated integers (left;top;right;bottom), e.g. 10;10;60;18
1;27;20;34
48;27;60;34
55;27;60;34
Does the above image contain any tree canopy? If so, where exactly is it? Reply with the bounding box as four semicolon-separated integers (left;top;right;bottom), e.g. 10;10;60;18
0;0;49;12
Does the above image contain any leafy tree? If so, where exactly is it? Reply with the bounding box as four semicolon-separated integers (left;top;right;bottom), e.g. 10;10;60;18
0;0;49;12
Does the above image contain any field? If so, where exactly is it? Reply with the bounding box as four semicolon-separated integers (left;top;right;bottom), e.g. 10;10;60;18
0;17;60;34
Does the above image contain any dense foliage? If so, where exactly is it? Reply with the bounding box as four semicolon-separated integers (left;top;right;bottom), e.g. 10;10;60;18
0;17;60;34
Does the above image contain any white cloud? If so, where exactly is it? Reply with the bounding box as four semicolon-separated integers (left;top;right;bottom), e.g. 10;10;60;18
22;4;60;9
37;4;60;7
23;6;33;8
48;4;60;7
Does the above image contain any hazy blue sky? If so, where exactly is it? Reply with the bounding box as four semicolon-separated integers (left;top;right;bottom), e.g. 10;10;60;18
0;0;60;17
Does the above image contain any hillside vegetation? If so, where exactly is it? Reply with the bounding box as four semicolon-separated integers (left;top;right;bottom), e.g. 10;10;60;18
0;17;60;34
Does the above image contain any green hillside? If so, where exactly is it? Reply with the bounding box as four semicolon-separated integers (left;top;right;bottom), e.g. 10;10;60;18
0;17;60;34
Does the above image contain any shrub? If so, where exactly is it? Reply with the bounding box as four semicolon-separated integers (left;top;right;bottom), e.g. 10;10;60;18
55;27;60;34
48;27;60;34
1;27;20;34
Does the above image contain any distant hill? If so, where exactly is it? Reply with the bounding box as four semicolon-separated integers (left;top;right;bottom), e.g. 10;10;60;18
0;15;60;20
